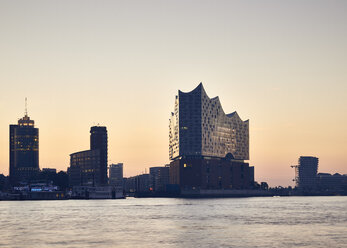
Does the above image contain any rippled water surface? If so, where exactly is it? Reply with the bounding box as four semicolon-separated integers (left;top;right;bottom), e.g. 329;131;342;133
0;197;346;248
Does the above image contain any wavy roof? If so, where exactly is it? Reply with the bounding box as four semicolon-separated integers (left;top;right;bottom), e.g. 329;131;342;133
179;82;248;122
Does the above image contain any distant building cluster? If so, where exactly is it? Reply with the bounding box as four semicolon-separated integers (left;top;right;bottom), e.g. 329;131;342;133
123;166;171;196
292;156;347;193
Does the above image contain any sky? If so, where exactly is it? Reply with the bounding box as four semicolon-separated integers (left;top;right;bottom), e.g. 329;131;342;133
0;0;346;186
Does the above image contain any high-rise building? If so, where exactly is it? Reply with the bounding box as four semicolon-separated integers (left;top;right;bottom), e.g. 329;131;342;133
169;83;253;190
294;156;319;190
68;126;108;187
9;103;39;185
69;149;101;186
169;83;249;160
109;163;123;190
90;126;108;185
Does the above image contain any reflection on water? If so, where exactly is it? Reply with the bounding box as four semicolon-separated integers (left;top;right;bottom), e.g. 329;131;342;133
0;197;346;248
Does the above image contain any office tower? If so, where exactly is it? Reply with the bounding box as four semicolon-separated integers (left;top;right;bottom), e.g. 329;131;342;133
109;163;123;189
169;83;253;190
295;156;319;190
69;149;101;186
68;126;108;187
90;126;108;185
9;102;39;185
149;166;170;192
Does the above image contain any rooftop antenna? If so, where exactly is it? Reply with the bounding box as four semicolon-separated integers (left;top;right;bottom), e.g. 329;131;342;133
25;97;28;116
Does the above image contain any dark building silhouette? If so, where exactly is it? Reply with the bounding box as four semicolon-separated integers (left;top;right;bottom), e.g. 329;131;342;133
68;126;108;187
32;169;69;191
136;174;150;193
170;157;253;190
124;176;136;193
291;157;347;194
0;174;8;191
9;106;39;185
42;168;56;174
69;150;101;186
124;174;150;194
149;166;170;192
169;83;254;191
90;126;108;185
294;156;319;190
317;173;347;193
109;163;123;190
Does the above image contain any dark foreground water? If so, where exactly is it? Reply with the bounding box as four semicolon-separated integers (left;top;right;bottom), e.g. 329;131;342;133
0;197;346;248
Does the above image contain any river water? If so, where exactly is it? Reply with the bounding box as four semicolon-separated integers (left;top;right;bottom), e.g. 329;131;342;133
0;196;346;248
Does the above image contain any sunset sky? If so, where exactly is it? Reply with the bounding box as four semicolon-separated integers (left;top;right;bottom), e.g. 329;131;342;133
0;0;346;186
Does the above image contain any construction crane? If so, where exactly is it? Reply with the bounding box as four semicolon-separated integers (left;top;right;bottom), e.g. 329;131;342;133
291;165;298;184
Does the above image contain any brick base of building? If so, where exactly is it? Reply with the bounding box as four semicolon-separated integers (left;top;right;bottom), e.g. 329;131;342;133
169;156;254;190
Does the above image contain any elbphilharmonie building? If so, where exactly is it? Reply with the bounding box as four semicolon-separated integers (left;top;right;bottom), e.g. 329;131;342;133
169;83;249;161
169;83;254;191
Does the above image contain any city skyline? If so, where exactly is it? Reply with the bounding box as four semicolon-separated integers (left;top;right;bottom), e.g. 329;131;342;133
1;1;347;186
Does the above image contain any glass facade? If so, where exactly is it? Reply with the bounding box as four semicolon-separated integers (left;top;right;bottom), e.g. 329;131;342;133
69;150;101;187
9;114;39;185
68;126;108;187
169;83;249;161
